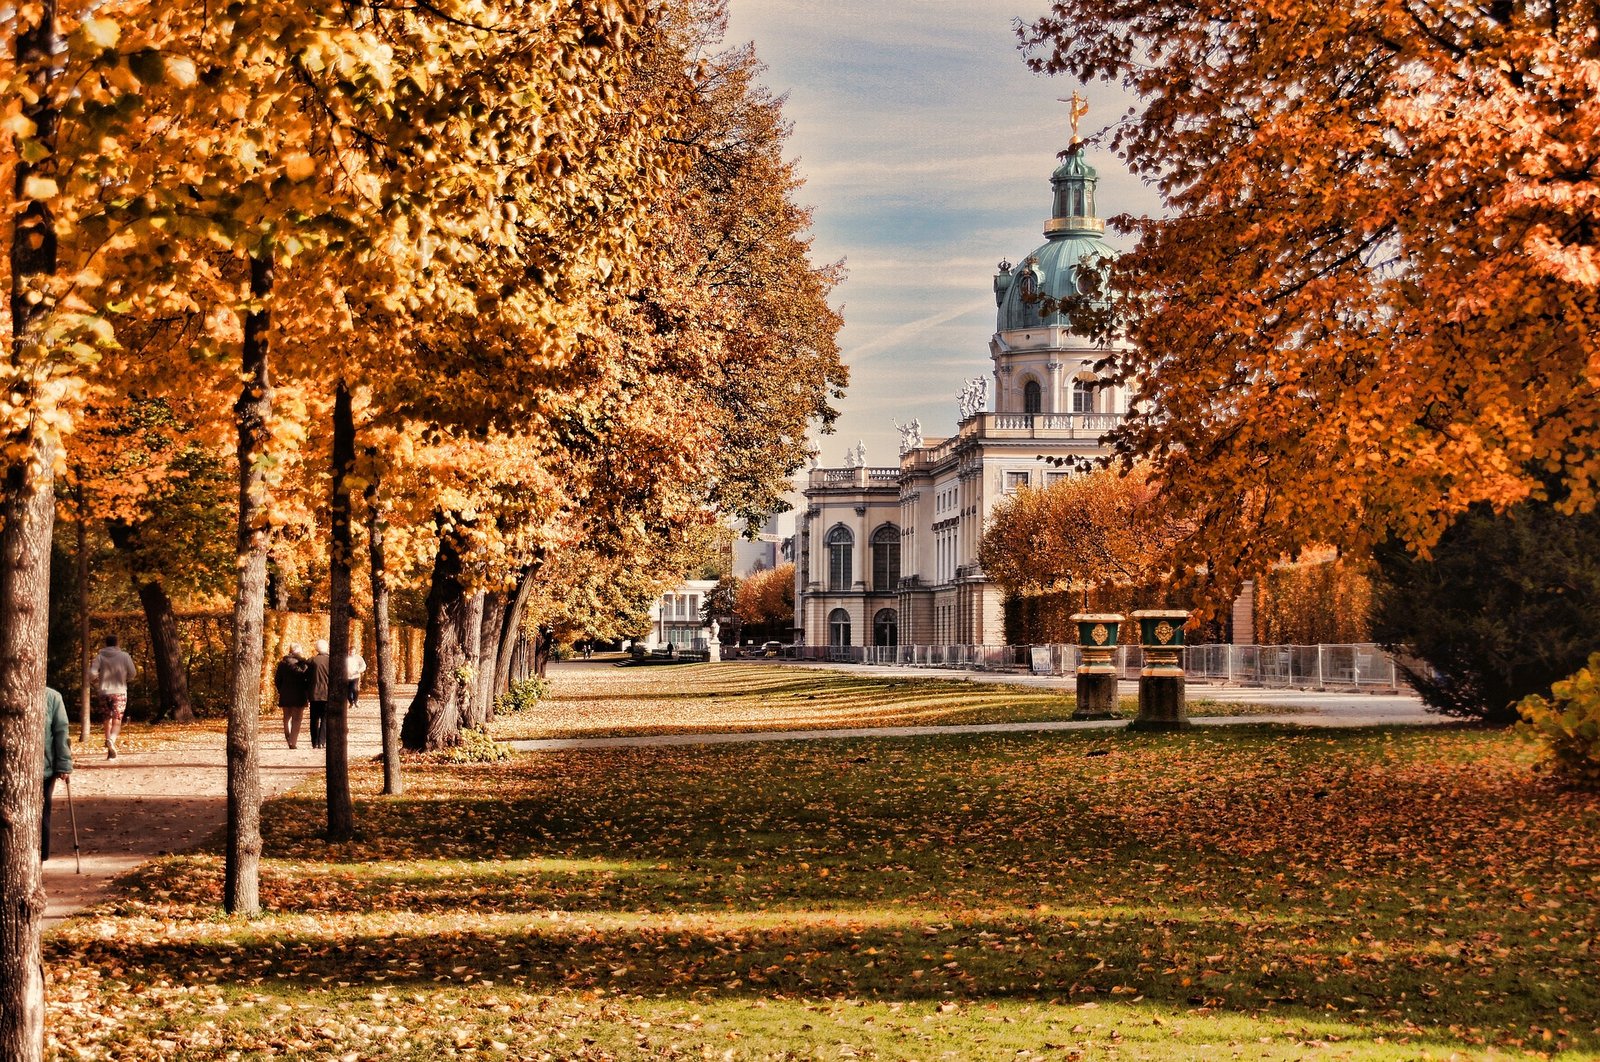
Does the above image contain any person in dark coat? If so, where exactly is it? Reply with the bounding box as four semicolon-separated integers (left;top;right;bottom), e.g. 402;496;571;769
274;644;313;749
309;640;331;749
43;686;73;860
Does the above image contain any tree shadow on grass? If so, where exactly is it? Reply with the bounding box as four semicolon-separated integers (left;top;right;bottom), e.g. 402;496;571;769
47;905;1590;1056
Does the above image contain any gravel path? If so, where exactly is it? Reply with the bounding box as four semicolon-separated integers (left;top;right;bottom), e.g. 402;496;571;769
43;697;385;929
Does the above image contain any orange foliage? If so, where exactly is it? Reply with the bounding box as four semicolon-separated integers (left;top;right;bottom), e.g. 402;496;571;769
734;563;795;631
1025;0;1600;604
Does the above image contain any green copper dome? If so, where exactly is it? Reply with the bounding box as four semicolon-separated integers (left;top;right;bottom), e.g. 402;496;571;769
993;143;1109;333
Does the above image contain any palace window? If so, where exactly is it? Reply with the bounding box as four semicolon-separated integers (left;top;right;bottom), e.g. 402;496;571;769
871;524;901;591
829;608;852;647
826;525;854;590
1004;471;1031;493
1072;378;1095;414
873;608;899;648
1023;380;1042;415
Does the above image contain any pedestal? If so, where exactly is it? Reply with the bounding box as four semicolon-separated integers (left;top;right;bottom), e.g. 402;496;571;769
707;641;722;663
1128;608;1192;731
1129;672;1190;730
1072;670;1118;720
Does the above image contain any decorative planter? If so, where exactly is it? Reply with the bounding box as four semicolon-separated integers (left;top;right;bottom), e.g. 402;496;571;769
1132;609;1190;677
1129;608;1192;731
1069;612;1123;720
1070;613;1123;673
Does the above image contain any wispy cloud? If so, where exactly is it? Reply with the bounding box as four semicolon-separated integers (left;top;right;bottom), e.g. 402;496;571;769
844;297;994;364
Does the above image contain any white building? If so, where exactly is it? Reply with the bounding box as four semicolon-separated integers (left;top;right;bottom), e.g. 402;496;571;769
794;139;1130;650
646;578;717;650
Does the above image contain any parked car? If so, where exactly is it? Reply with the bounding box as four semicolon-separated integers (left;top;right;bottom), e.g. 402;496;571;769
762;641;783;657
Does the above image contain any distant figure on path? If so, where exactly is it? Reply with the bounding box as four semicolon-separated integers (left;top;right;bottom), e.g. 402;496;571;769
90;634;137;760
345;649;367;707
43;686;72;860
274;644;312;749
309;640;331;750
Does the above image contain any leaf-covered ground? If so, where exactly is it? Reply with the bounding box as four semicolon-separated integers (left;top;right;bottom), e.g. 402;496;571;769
44;700;1600;1059
489;662;1297;740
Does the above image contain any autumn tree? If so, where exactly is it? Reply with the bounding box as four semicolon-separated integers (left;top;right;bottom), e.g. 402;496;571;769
65;397;234;721
734;562;795;643
1023;0;1600;603
393;0;844;750
981;466;1181;599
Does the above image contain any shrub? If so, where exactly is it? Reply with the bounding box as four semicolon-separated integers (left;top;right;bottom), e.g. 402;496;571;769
1369;500;1600;724
434;726;512;764
1518;653;1600;789
495;676;550;714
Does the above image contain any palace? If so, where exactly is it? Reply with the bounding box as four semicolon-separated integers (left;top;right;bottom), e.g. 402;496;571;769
793;136;1131;650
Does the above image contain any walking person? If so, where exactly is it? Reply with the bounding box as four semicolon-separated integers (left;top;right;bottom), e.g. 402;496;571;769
43;686;72;860
345;648;367;709
90;634;137;760
274;644;313;749
309;640;331;750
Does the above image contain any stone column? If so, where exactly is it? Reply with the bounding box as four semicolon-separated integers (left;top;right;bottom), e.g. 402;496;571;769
1070;612;1122;719
1129;609;1192;731
1046;361;1064;414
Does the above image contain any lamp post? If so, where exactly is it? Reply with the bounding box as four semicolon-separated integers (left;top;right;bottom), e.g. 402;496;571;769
1069;612;1123;720
1129;609;1192;731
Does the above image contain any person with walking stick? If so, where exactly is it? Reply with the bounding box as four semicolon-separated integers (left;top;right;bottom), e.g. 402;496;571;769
42;685;73;862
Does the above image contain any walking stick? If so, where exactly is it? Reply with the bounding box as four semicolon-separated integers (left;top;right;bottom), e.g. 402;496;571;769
64;775;81;874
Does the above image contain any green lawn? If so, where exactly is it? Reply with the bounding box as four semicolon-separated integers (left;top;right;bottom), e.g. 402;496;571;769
487;662;1297;740
45;703;1600;1059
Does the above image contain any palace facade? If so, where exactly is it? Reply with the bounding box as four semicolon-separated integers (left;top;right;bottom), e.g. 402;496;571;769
794;139;1131;649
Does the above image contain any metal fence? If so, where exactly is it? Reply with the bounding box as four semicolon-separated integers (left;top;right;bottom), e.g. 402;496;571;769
782;641;1403;691
1183;643;1400;690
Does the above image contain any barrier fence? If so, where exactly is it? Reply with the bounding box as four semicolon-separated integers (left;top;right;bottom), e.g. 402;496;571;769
782;642;1403;691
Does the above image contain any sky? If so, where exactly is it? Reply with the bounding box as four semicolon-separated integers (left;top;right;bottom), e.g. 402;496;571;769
723;0;1162;479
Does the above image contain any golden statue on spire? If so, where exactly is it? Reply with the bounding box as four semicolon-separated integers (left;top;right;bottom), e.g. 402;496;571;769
1058;90;1090;143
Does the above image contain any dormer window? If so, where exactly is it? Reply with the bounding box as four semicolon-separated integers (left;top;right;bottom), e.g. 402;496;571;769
1017;267;1038;299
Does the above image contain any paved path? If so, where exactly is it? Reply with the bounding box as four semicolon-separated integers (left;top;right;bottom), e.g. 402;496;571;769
43;698;384;929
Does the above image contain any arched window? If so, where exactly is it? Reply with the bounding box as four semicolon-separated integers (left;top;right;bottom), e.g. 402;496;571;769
1072;374;1095;414
871;524;900;591
826;526;854;590
1022;380;1042;415
873;608;899;648
829;608;852;647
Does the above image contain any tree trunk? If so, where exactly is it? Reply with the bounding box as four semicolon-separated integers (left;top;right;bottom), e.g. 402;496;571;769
476;591;505;721
135;579;194;722
0;454;53;1062
225;254;272;918
493;557;541;700
365;463;401;795
106;521;195;723
2;6;58;1054
401;528;469;751
76;496;91;741
459;591;487;730
324;381;355;842
534;625;554;678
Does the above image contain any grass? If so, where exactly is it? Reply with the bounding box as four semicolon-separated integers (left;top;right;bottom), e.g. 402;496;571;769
488;662;1299;740
43;685;1600;1060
